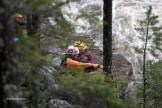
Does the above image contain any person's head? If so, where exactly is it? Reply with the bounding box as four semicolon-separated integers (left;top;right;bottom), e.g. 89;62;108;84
13;13;25;25
66;45;79;59
73;41;87;54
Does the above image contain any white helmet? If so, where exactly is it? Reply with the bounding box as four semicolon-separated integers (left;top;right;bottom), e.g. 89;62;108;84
66;45;79;55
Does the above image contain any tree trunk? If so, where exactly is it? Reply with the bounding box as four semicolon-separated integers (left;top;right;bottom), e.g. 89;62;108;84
142;13;150;108
26;13;40;108
27;13;40;38
0;0;21;108
103;0;112;76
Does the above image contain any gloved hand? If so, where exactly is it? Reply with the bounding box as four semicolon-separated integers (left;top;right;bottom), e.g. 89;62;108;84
98;65;103;69
84;66;95;72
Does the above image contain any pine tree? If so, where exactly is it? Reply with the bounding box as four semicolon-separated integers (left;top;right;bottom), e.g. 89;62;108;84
134;5;162;108
9;0;84;107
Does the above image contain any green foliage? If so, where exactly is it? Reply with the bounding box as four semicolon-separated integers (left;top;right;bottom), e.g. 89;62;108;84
134;5;162;107
10;0;53;13
134;5;162;57
18;36;51;72
135;61;162;107
9;0;139;107
146;60;162;107
17;36;52;107
75;1;101;26
58;69;137;107
132;46;143;54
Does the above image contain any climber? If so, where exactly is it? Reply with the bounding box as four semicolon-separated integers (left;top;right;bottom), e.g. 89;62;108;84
13;13;26;43
60;45;103;72
13;13;26;25
73;41;94;63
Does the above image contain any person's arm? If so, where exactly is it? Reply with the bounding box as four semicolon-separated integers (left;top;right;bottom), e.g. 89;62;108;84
86;53;94;62
74;57;82;62
66;58;99;69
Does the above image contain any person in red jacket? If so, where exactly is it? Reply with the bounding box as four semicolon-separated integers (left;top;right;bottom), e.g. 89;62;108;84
60;45;102;72
73;41;94;63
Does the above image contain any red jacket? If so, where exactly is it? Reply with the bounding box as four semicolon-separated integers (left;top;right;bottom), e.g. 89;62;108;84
75;53;94;63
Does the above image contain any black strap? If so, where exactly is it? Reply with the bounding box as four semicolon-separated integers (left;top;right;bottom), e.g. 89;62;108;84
60;57;67;66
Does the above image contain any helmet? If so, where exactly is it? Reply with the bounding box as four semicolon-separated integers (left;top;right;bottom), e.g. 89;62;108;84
66;45;79;55
14;13;23;18
14;13;25;25
73;41;87;50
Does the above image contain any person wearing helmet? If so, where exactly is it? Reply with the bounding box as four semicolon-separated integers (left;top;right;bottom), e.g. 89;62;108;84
13;13;25;43
73;41;94;63
14;13;26;25
60;45;102;71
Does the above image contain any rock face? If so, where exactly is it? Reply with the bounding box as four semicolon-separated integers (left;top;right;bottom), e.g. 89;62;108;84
112;53;133;80
88;46;133;81
48;99;71;108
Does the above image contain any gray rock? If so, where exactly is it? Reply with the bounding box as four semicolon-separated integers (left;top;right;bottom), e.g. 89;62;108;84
51;57;62;67
41;66;59;89
88;46;133;81
112;53;133;80
48;99;71;108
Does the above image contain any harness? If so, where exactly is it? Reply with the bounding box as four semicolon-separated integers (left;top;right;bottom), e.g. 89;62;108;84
60;54;71;66
60;56;67;66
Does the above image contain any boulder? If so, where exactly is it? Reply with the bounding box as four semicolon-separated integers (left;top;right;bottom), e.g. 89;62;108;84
88;47;133;81
48;99;71;108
